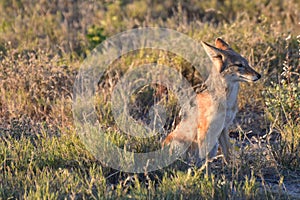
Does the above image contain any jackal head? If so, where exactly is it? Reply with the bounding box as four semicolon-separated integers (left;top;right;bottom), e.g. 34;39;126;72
201;38;261;82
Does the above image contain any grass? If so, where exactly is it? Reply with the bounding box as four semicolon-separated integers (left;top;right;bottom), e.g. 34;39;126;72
0;0;300;199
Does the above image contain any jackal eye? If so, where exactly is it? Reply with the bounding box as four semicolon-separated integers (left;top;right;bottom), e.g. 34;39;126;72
235;63;243;67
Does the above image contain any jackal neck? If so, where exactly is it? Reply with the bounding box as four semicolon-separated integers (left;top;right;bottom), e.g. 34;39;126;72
205;68;226;101
226;82;239;108
226;82;239;97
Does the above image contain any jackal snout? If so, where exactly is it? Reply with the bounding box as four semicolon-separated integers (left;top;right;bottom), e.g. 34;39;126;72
226;62;261;82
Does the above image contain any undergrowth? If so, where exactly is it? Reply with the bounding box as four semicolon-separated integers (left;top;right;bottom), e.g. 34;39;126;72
0;0;299;199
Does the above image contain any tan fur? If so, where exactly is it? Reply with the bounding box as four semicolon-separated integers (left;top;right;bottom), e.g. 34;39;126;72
162;38;261;165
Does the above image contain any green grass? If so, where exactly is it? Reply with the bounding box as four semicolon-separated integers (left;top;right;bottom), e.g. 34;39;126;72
0;0;299;199
0;131;267;199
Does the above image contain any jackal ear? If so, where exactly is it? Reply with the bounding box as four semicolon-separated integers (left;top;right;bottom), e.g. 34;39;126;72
215;38;230;50
201;41;224;60
201;41;224;72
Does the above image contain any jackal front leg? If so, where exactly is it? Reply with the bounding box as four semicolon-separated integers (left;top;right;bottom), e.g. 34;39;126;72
218;128;231;162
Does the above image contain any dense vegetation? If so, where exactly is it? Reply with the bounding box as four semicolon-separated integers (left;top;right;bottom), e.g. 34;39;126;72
0;0;299;199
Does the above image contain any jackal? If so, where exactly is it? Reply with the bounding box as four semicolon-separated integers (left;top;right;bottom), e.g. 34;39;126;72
162;38;261;166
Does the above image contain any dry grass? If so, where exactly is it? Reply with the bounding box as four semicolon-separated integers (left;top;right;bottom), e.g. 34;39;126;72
0;0;299;199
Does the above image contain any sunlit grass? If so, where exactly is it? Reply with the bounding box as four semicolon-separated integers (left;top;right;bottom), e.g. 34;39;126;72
0;0;299;199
